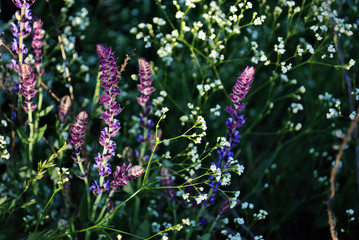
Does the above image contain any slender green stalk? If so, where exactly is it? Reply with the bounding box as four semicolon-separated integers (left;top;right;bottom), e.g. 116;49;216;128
91;70;102;114
34;188;60;233
27;102;34;163
78;161;91;219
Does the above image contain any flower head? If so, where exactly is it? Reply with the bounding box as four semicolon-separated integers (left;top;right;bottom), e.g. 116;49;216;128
137;58;155;109
58;95;71;124
20;63;37;112
110;163;144;192
68;111;88;162
225;66;255;117
31;18;45;74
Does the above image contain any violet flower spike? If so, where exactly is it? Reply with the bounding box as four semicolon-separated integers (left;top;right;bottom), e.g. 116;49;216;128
207;66;255;205
137;58;155;109
11;0;36;71
90;44;123;193
32;18;45;75
225;66;255;117
20;64;37;112
58;95;72;124
68;111;88;163
110;163;144;192
136;58;156;144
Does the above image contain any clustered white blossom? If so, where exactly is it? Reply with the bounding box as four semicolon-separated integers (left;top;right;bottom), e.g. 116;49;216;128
0;120;10;160
318;92;341;119
253;209;269;220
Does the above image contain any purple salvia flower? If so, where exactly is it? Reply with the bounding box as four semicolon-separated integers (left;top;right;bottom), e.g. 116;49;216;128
110;163;144;192
136;58;156;146
11;1;36;73
137;58;155;109
31;18;45;75
89;180;110;194
68;111;88;163
207;67;255;205
20;63;37;112
225;66;255;118
225;66;255;149
58;95;71;124
91;44;124;192
12;0;37;7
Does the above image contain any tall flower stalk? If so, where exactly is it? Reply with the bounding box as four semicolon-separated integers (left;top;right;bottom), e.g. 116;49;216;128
11;0;36;68
11;0;37;163
137;58;155;163
68;111;91;217
90;44;123;220
209;66;255;205
20;63;37;162
90;45;144;222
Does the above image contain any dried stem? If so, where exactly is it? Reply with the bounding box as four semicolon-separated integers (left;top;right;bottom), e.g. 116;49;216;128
327;107;359;240
0;38;18;59
45;0;74;101
42;136;58;158
328;0;359;208
37;77;60;103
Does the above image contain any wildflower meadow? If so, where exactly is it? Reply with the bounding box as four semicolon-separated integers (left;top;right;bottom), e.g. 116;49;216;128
0;0;358;239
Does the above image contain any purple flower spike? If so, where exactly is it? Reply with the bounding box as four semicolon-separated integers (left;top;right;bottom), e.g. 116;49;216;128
137;58;155;109
207;67;255;205
92;44;125;191
32;18;45;75
68;111;88;162
110;163;144;192
58;95;72;124
225;66;255;116
20;64;37;112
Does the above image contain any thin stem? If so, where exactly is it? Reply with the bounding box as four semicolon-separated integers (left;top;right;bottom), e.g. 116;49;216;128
327;108;359;240
27;102;34;163
78;161;91;219
34;188;60;233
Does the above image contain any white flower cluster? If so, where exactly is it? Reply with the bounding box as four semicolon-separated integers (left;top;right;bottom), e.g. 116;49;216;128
210;104;221;117
234;217;245;225
242;201;254;209
197;79;223;97
195;193;208;204
230;191;241;209
349;111;358;120
69;8;90;31
290;102;304;114
253;14;266;25
0;120;10;160
280;61;292;73
253;209;268;220
250;42;270;65
319;92;341;119
274;37;286;55
55;167;70;188
153;90;167;107
345;59;355;70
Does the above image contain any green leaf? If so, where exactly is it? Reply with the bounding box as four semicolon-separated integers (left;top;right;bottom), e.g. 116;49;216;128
16;129;30;144
37;105;54;117
21;199;36;208
0;196;7;206
34;124;47;143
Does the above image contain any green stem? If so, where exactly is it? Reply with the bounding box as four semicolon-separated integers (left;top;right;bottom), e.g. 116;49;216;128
35;188;60;233
91;70;102;114
27;102;34;164
78;161;91;219
90;180;103;221
96;190;114;223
